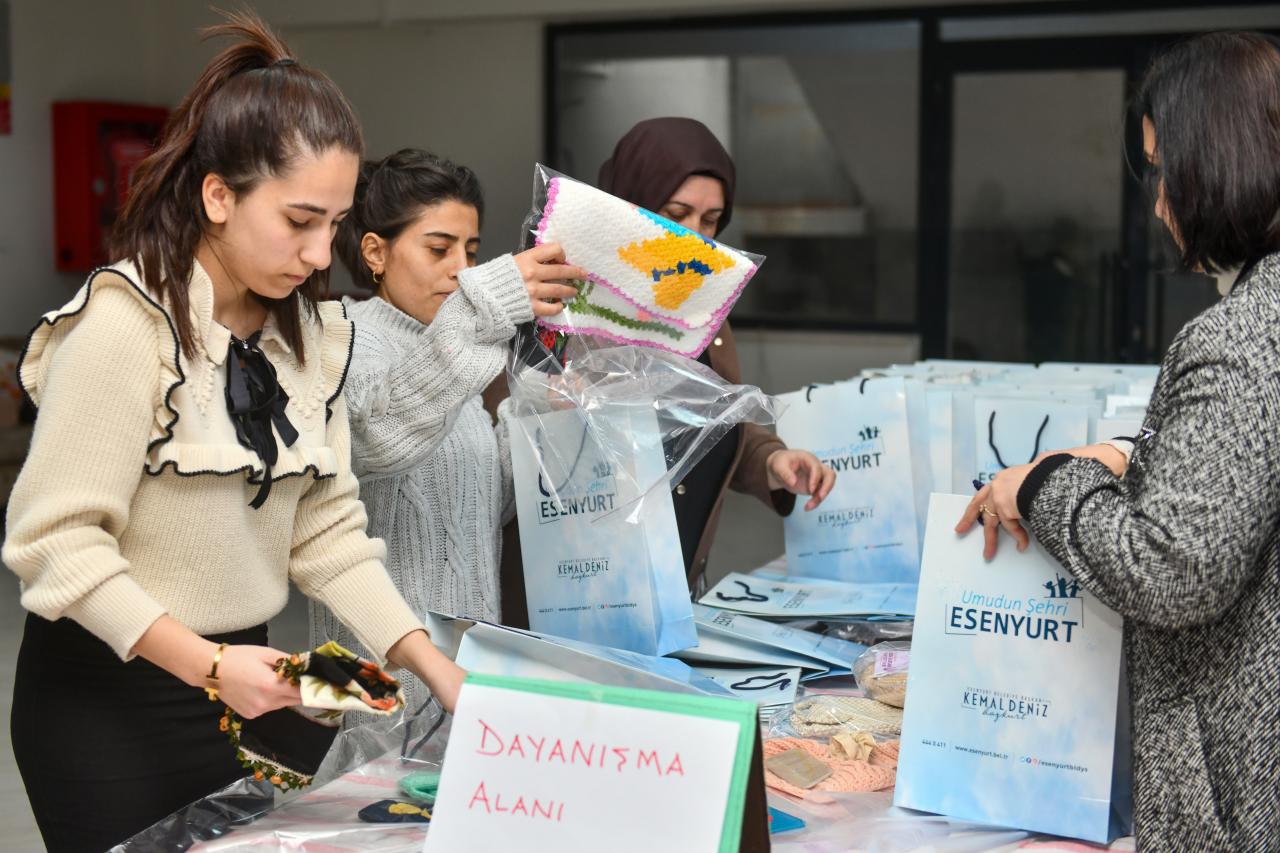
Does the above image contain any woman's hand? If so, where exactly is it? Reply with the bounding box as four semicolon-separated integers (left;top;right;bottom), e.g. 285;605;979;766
957;443;1128;559
213;645;303;719
513;243;586;317
131;616;300;719
766;449;837;511
956;464;1035;560
388;629;467;714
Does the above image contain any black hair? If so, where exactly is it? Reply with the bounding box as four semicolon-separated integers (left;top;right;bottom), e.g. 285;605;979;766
1139;31;1280;272
336;148;484;288
112;9;363;361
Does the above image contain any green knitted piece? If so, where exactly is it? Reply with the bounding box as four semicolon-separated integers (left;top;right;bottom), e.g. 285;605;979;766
398;770;442;804
567;280;686;341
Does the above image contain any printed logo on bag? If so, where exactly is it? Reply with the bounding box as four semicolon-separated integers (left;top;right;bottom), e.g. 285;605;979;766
960;687;1052;724
713;580;795;606
556;558;611;581
945;573;1084;644
816;506;875;530
536;459;618;525
816;425;885;474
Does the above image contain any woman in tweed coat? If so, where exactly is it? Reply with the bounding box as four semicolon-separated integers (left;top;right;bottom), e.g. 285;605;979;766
959;33;1280;851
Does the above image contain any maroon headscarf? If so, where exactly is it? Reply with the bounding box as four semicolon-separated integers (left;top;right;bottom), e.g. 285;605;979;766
597;117;736;236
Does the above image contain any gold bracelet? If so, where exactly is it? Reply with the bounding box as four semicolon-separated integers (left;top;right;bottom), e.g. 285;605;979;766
204;642;228;702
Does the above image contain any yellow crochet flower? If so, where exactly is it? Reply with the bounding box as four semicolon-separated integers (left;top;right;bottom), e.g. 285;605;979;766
616;233;736;311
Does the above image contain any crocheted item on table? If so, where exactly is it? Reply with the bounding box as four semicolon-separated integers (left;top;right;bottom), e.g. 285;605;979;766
869;739;900;769
790;695;903;738
830;731;877;762
534;176;758;357
762;737;898;801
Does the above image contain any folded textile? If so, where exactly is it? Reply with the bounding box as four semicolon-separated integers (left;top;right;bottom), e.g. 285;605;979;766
762;737;897;800
790;695;903;738
869;739;900;769
829;731;877;762
223;641;406;791
399;770;442;804
357;800;432;824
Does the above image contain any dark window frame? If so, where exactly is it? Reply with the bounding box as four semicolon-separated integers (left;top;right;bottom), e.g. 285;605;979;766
545;0;1280;361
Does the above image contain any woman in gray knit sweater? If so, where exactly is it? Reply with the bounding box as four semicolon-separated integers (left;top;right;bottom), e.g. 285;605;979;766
960;33;1280;851
310;150;583;712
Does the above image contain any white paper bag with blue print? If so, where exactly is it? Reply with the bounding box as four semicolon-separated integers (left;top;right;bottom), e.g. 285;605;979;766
776;377;924;583
895;494;1130;843
509;406;696;657
952;394;1094;490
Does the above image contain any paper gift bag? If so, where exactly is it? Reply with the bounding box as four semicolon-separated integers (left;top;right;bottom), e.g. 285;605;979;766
895;494;1130;843
776;377;925;583
953;394;1094;489
455;622;735;699
509;406;696;656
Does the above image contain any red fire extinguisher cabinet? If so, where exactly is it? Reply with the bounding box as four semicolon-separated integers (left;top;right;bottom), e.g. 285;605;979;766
52;101;169;273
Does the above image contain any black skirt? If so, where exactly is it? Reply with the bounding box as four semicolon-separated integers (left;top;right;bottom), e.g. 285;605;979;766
11;614;267;852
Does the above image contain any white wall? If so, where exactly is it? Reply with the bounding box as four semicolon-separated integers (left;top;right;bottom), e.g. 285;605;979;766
284;19;544;288
0;0;1041;336
0;1;165;338
557;57;732;189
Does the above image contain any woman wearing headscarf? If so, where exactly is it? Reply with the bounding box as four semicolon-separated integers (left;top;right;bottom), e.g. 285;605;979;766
494;118;835;621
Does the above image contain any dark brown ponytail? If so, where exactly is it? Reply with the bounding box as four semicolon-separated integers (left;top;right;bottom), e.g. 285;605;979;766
111;9;364;362
335;149;485;290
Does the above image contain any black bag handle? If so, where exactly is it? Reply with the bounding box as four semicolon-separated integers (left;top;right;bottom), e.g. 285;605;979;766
987;410;1050;469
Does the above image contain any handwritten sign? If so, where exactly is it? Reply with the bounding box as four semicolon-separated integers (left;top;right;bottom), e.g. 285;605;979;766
423;674;759;853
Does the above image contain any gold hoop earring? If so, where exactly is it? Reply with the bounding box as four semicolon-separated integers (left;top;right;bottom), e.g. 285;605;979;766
372;270;384;286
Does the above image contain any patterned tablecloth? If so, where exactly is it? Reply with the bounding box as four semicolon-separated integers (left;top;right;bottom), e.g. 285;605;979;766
174;747;1135;853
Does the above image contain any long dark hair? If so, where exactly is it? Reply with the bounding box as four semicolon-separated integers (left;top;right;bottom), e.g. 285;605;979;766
110;10;364;361
335;148;484;289
1139;31;1280;273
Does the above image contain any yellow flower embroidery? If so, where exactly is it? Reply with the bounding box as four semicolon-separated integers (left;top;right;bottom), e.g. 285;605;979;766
616;233;735;311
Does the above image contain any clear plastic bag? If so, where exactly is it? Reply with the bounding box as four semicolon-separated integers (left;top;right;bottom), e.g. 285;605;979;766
786;693;904;740
112;699;450;852
504;325;781;517
520;163;765;359
787;617;915;646
852;641;911;709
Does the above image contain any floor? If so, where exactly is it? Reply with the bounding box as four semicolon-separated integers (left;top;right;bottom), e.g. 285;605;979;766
0;490;781;851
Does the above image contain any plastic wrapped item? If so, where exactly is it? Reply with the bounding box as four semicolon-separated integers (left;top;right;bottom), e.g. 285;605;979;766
762;737;897;800
520;163;764;358
112;699;450;852
794;617;915;646
505;327;780;515
853;641;911;709
788;694;904;739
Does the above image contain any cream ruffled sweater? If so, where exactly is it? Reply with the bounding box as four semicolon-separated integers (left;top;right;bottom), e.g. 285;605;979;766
2;260;423;661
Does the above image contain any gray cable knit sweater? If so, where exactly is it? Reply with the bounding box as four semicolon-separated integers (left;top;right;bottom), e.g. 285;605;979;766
309;255;531;713
1024;253;1280;851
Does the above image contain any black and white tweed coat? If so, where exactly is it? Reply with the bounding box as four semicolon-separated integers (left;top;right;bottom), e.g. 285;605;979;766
1026;253;1280;851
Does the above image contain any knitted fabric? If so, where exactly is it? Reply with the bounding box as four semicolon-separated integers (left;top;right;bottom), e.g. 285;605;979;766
309;254;532;715
829;731;876;762
869;739;900;769
762;737;896;800
534;176;758;357
4;262;423;662
790;695;903;738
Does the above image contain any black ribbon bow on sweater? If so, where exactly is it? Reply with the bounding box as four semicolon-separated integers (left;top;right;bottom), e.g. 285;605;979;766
225;332;299;509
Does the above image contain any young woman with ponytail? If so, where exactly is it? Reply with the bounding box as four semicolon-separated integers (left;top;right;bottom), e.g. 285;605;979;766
308;150;581;716
3;14;463;850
